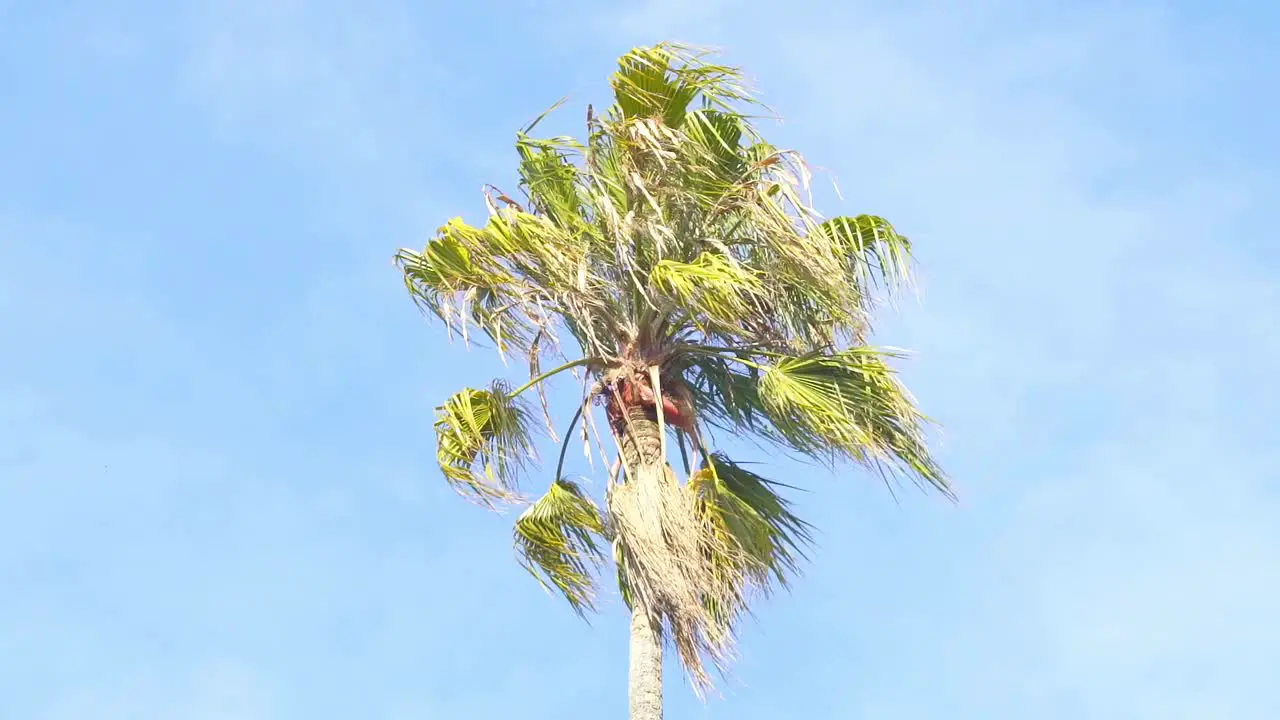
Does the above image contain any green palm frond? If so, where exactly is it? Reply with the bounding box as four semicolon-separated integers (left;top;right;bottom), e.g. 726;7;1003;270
683;109;747;171
813;215;915;295
611;46;699;127
516;133;588;231
756;348;951;496
682;352;773;436
434;381;538;505
609;44;751;126
396;222;540;355
650;251;767;332
514;478;608;615
691;453;808;609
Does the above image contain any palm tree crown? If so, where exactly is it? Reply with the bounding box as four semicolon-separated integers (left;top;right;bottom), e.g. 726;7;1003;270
396;42;951;694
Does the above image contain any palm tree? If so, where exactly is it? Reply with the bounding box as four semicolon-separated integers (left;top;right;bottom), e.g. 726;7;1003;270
395;43;951;720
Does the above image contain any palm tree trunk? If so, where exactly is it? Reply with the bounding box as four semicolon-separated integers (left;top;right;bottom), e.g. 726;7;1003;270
629;602;663;720
616;403;666;720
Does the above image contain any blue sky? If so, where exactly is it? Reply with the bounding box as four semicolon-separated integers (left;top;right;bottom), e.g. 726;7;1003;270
2;0;1277;717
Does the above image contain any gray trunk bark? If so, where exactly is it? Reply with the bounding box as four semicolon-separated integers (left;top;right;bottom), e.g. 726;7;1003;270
618;404;666;720
629;602;664;720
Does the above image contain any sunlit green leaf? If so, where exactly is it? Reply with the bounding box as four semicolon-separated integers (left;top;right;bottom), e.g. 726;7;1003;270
689;453;812;630
650;251;766;331
434;381;538;506
515;478;608;614
757;349;951;495
611;45;699;127
813;215;915;294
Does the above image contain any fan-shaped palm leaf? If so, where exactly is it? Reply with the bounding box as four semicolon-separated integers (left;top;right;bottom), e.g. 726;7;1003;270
689;453;813;629
756;348;950;495
434;381;538;505
515;478;609;614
